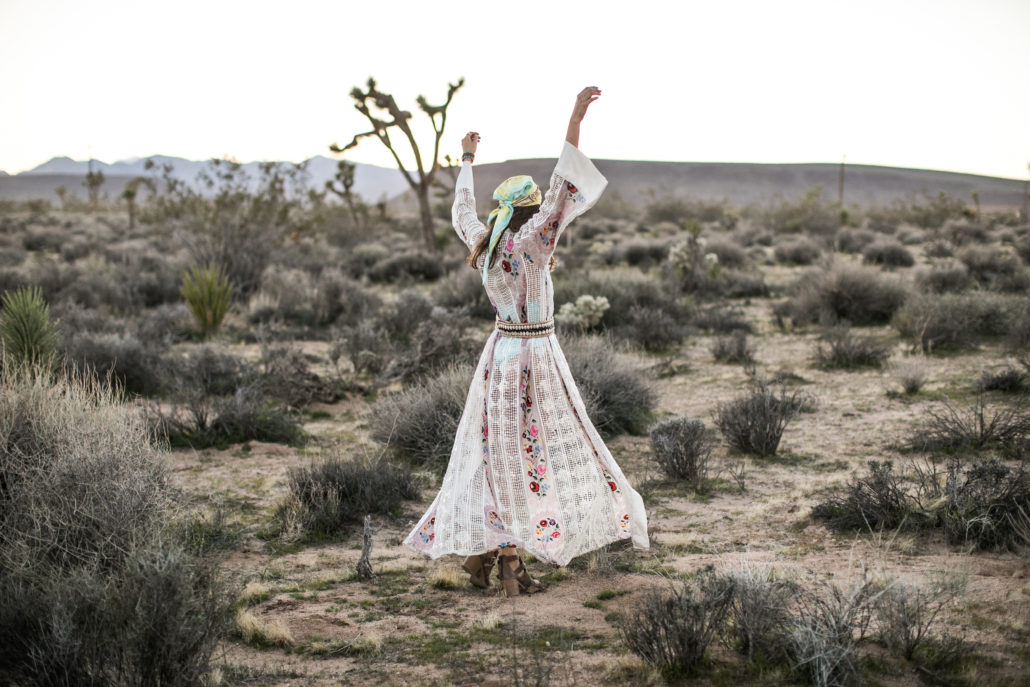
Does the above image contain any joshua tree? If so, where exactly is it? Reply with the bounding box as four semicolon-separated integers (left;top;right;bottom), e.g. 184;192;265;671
331;77;464;252
325;160;366;229
83;159;105;212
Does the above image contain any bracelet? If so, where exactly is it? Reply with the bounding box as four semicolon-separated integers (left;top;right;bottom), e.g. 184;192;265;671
461;151;475;163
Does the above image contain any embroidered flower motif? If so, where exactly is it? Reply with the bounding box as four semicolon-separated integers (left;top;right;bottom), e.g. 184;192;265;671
618;513;631;532
534;515;562;543
487;509;506;531
502;260;511;273
505;237;514;251
417;516;435;544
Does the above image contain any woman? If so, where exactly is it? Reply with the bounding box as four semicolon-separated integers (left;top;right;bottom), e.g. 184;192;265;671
403;87;649;596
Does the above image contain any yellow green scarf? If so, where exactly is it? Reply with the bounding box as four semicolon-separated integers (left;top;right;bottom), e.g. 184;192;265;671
483;175;541;283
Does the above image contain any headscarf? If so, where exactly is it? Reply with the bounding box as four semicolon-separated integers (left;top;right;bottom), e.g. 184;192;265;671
482;175;541;283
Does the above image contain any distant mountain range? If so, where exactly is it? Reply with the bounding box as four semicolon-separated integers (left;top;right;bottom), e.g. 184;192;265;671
1;154;1025;210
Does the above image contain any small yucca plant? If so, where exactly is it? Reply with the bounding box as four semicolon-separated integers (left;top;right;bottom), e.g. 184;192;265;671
181;264;233;338
0;286;59;369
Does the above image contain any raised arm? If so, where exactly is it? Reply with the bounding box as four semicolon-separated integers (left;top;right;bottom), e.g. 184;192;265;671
520;88;608;260
565;86;600;148
452;131;486;250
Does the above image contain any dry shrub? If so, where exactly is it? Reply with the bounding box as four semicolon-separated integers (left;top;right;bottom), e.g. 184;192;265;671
834;227;876;254
905;391;1030;456
814;326;891;369
811;461;913;532
149;384;305;449
553;269;689;337
892;292;1021;351
692;304;753;334
874;574;965;660
720;268;770;298
276;456;417;538
923;239;955;258
977;366;1026;393
649;416;713;488
0;371;232;685
714;381;802;457
564;334;656;437
431;267;493;319
774;237;823;265
915;261;971;294
61;331;166;396
711;330;756;365
789;574;876;687
936;458;1030;550
704;237;749;268
724;560;797;664
367;250;443;282
621;566;736;678
958;244;1029;292
616;305;686;352
861;238;914;268
259;344;338;407
892;357;928;395
369;363;470;471
779;263;909;326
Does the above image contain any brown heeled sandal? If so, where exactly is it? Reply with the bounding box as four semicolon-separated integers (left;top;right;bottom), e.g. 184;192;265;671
461;551;499;589
497;551;545;596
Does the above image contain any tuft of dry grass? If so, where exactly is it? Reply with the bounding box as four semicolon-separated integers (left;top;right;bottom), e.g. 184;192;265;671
429;566;466;590
235;609;294;648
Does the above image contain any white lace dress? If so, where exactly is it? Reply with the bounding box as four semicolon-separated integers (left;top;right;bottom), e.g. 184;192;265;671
403;142;649;566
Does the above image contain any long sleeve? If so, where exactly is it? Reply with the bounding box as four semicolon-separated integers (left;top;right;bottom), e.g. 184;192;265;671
452;162;487;251
519;141;608;261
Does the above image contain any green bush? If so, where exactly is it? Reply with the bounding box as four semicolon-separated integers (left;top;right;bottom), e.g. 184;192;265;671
181;264;233;338
0;286;59;370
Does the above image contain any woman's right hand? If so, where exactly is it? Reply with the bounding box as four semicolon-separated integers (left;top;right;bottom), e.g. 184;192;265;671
462;131;480;155
570;87;601;124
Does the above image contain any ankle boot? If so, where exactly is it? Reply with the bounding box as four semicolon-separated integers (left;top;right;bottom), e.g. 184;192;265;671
461;550;499;589
497;551;545;596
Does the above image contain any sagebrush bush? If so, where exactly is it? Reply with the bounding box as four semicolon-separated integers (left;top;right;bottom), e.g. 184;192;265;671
149;383;305;449
774;237;823;265
0;371;232;685
779;263;909;326
369;364;470;471
724;560;796;664
915;261;971;294
693;304;753;334
173;344;256;396
892;292;1021;351
762;189;839;236
621;567;736;678
0;285;59;369
937;458;1030;550
62;331;166;396
834;227;876;254
811;461;913;532
958;245;1028;292
260;345;336;407
367;251;443;282
789;576;875;687
862;238;915;268
720;268;770;298
377;288;434;344
431;267;493;319
714;382;802;457
649;416;713;487
181;264;233;338
905;391;1030;456
814;326;892;369
978;366;1026;392
563;334;656;437
276;457;418;538
703;237;748;269
616;305;685;352
874;574;965;660
553;269;688;335
711;330;755;365
924;238;955;258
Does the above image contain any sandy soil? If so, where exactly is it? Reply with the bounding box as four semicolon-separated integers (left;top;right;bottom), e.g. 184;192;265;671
166;295;1030;687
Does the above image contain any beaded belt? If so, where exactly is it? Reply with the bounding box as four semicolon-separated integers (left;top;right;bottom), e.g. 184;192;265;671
494;318;555;339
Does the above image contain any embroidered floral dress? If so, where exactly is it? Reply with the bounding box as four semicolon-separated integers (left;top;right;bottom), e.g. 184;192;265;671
403;142;649;567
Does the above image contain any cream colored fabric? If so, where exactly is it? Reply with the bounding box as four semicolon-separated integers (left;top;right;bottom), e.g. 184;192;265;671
403;143;649;566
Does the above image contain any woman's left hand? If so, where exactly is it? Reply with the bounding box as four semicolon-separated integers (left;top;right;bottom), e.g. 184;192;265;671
462;131;480;155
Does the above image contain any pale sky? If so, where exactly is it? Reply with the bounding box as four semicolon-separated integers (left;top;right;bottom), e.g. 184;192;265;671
1;0;1028;179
